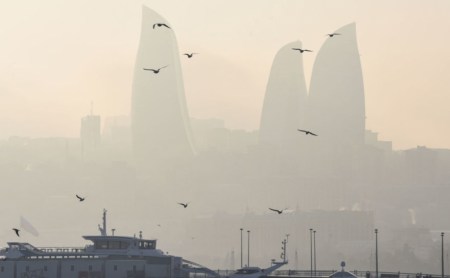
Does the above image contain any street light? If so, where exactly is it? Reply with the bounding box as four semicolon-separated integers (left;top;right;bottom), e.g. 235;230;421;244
314;230;317;276
240;228;243;268
247;230;250;267
310;228;313;278
375;229;378;278
442;232;445;278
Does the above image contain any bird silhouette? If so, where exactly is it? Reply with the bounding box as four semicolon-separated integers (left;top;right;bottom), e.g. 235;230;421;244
269;208;288;214
143;66;168;74
153;23;171;29
183;53;198;58
297;129;317;136
13;228;20;237
76;195;85;202
292;48;313;53
326;33;341;37
178;202;190;208
158;224;161;227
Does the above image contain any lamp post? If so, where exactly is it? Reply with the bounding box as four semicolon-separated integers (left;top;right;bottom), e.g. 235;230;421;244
375;229;378;278
442;232;445;278
240;228;243;268
314;230;317;276
310;228;313;278
247;230;250;267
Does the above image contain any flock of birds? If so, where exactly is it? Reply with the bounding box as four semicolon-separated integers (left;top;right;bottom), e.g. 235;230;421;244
9;25;341;238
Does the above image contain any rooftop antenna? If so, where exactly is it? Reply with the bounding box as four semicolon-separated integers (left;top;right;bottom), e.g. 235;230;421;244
112;229;116;236
139;231;142;239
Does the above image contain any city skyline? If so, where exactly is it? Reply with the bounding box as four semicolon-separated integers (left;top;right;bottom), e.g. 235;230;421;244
0;1;449;150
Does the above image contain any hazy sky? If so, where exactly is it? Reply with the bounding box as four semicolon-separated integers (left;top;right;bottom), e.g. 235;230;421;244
0;0;449;150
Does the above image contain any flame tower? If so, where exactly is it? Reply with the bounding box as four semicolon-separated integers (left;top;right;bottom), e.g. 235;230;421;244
131;6;196;167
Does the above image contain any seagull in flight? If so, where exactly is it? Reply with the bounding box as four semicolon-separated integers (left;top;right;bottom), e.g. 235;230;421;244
76;195;85;202
292;48;313;53
143;66;168;74
183;53;198;58
269;208;289;214
297;129;318;136
153;23;171;29
178;202;190;208
326;33;341;37
12;228;20;237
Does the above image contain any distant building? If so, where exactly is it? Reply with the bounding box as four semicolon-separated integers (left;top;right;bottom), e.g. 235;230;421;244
259;41;308;175
80;114;101;151
308;23;365;146
131;6;196;168
102;115;131;145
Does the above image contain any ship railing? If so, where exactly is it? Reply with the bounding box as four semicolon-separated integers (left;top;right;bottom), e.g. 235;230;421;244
36;247;86;253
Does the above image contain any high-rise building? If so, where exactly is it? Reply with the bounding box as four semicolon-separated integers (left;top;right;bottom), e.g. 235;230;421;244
259;41;308;149
307;23;365;146
258;41;308;174
80;115;101;151
131;6;196;167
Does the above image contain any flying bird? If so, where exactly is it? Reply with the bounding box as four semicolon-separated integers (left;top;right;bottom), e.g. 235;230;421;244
183;53;198;58
297;129;317;136
269;208;288;214
12;228;20;237
158;224;161;227
292;48;313;53
326;33;341;37
178;202;190;208
153;23;171;29
143;66;168;74
76;195;85;202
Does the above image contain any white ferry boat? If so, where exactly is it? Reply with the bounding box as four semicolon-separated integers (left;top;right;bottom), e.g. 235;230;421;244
0;210;218;278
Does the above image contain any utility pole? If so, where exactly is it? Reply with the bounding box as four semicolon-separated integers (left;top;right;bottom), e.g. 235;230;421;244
442;232;445;278
247;230;250;267
310;228;313;278
314;230;317;276
240;228;243;268
375;229;378;278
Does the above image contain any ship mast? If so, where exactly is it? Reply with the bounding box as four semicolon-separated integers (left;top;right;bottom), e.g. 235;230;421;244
98;209;107;236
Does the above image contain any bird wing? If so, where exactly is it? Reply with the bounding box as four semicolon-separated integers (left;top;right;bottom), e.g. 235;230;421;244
14;229;20;236
183;54;189;56
305;50;313;52
143;68;156;72
310;132;318;136
76;195;82;200
178;203;186;206
153;24;156;29
292;48;300;50
158;65;169;70
162;24;171;29
334;33;341;35
269;208;281;213
297;129;307;133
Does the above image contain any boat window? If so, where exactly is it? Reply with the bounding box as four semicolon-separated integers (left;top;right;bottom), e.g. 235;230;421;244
139;241;156;249
121;242;130;249
235;269;260;274
95;241;108;249
108;241;121;249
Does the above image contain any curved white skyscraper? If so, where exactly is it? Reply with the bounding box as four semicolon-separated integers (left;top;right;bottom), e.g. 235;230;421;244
307;23;365;146
131;6;196;167
259;41;308;149
258;41;308;174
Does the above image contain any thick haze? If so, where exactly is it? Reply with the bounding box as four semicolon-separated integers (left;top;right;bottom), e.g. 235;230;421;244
0;0;449;149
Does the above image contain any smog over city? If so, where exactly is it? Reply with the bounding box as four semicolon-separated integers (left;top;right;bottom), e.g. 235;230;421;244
1;1;450;277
